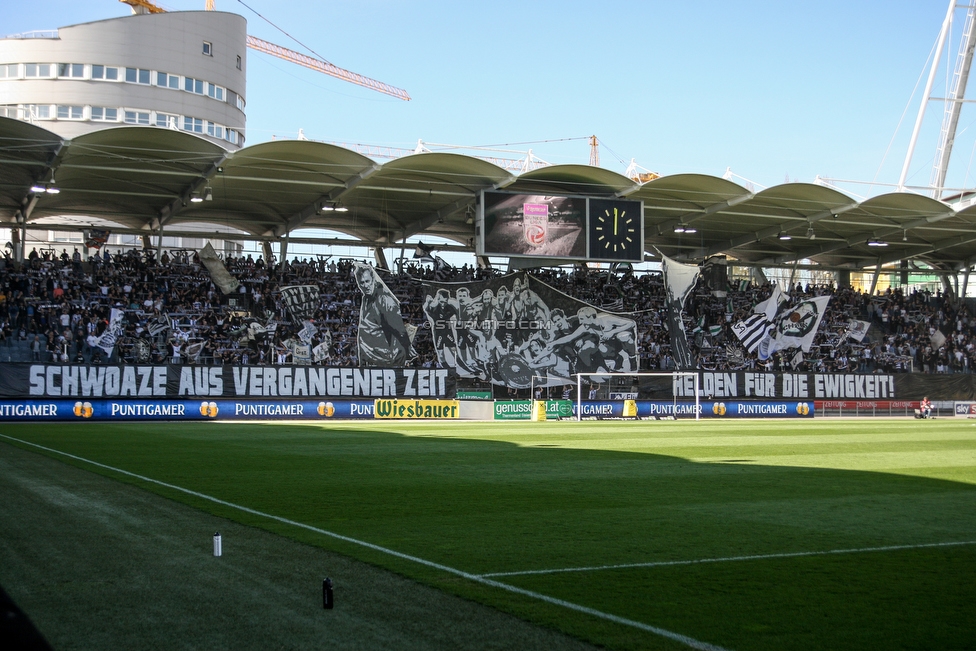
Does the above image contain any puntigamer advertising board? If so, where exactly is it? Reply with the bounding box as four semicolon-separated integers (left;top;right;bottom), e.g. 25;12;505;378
0;399;380;421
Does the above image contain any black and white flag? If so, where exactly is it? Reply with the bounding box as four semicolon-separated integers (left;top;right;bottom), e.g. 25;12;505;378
147;315;170;337
297;320;318;344
732;313;772;353
732;285;789;354
659;253;700;370
95;308;125;356
280;285;320;321
847;319;871;342
763;296;831;359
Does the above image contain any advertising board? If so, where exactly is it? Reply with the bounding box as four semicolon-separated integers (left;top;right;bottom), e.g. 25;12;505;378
373;399;460;419
493;400;574;420
0;399;378;421
576;401;815;419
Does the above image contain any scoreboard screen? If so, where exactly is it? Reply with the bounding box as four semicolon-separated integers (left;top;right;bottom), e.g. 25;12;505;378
478;191;643;263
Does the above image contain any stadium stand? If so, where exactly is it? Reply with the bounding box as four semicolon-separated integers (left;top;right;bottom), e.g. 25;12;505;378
0;248;968;379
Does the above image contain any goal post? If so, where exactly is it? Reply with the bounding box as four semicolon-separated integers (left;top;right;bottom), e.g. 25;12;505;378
575;372;701;421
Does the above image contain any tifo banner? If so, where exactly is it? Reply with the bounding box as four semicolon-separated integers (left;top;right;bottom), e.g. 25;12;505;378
0;399;378;421
280;285;320;321
8;364;976;401
658;370;976;401
0;364;455;399
197;243;240;295
422;272;638;388
353;264;415;367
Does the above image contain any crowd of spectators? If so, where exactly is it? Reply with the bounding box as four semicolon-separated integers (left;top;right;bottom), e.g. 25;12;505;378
0;245;971;378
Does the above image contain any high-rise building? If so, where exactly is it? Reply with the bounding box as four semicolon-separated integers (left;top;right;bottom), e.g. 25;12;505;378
0;10;246;149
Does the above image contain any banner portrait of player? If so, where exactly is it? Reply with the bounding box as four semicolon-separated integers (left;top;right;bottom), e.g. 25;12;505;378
354;264;416;367
422;272;638;388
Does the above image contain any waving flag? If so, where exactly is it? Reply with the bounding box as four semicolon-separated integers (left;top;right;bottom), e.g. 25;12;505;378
762;296;831;359
659;253;700;370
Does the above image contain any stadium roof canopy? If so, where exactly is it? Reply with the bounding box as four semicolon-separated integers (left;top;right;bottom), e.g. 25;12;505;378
3;116;976;273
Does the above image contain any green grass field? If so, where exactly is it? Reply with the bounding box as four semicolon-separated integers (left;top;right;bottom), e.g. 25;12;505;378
2;418;975;650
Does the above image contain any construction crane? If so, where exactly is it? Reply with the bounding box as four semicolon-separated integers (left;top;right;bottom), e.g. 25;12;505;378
119;0;410;101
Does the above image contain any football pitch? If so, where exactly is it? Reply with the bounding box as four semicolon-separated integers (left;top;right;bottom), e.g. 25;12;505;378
1;418;975;650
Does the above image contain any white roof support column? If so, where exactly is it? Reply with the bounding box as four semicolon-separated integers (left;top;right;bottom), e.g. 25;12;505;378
279;234;289;269
869;264;883;295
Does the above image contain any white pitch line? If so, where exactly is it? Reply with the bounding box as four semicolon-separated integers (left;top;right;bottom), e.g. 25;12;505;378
0;434;730;651
478;540;976;578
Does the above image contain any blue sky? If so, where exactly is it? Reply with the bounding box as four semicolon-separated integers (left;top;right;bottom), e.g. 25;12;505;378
4;1;966;195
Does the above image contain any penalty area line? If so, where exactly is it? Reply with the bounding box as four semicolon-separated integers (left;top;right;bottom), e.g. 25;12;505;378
0;434;730;651
479;540;976;578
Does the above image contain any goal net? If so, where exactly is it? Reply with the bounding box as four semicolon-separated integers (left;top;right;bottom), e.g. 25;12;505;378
575;372;701;421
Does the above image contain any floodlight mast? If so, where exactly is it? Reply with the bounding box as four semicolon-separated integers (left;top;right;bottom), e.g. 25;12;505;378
898;0;958;194
931;4;976;198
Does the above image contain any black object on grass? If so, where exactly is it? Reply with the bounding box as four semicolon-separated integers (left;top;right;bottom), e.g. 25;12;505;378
323;577;334;609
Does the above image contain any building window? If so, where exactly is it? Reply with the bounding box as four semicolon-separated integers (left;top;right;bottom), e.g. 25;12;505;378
57;63;85;78
155;113;178;129
91;106;119;122
182;116;204;133
207;122;224;139
124;110;150;125
203;41;212;56
91;65;120;81
156;72;180;89
125;68;151;84
236;95;245;111
24;63;54;78
0;64;19;78
206;83;224;101
26;104;52;119
227;129;239;145
236;55;242;70
56;105;84;120
184;77;205;94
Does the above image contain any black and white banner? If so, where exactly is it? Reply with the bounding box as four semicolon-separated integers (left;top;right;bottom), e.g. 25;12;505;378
354;264;415;367
637;370;976;401
0;364;456;399
280;285;320;321
422;272;639;388
660;253;700;370
94;308;125;356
